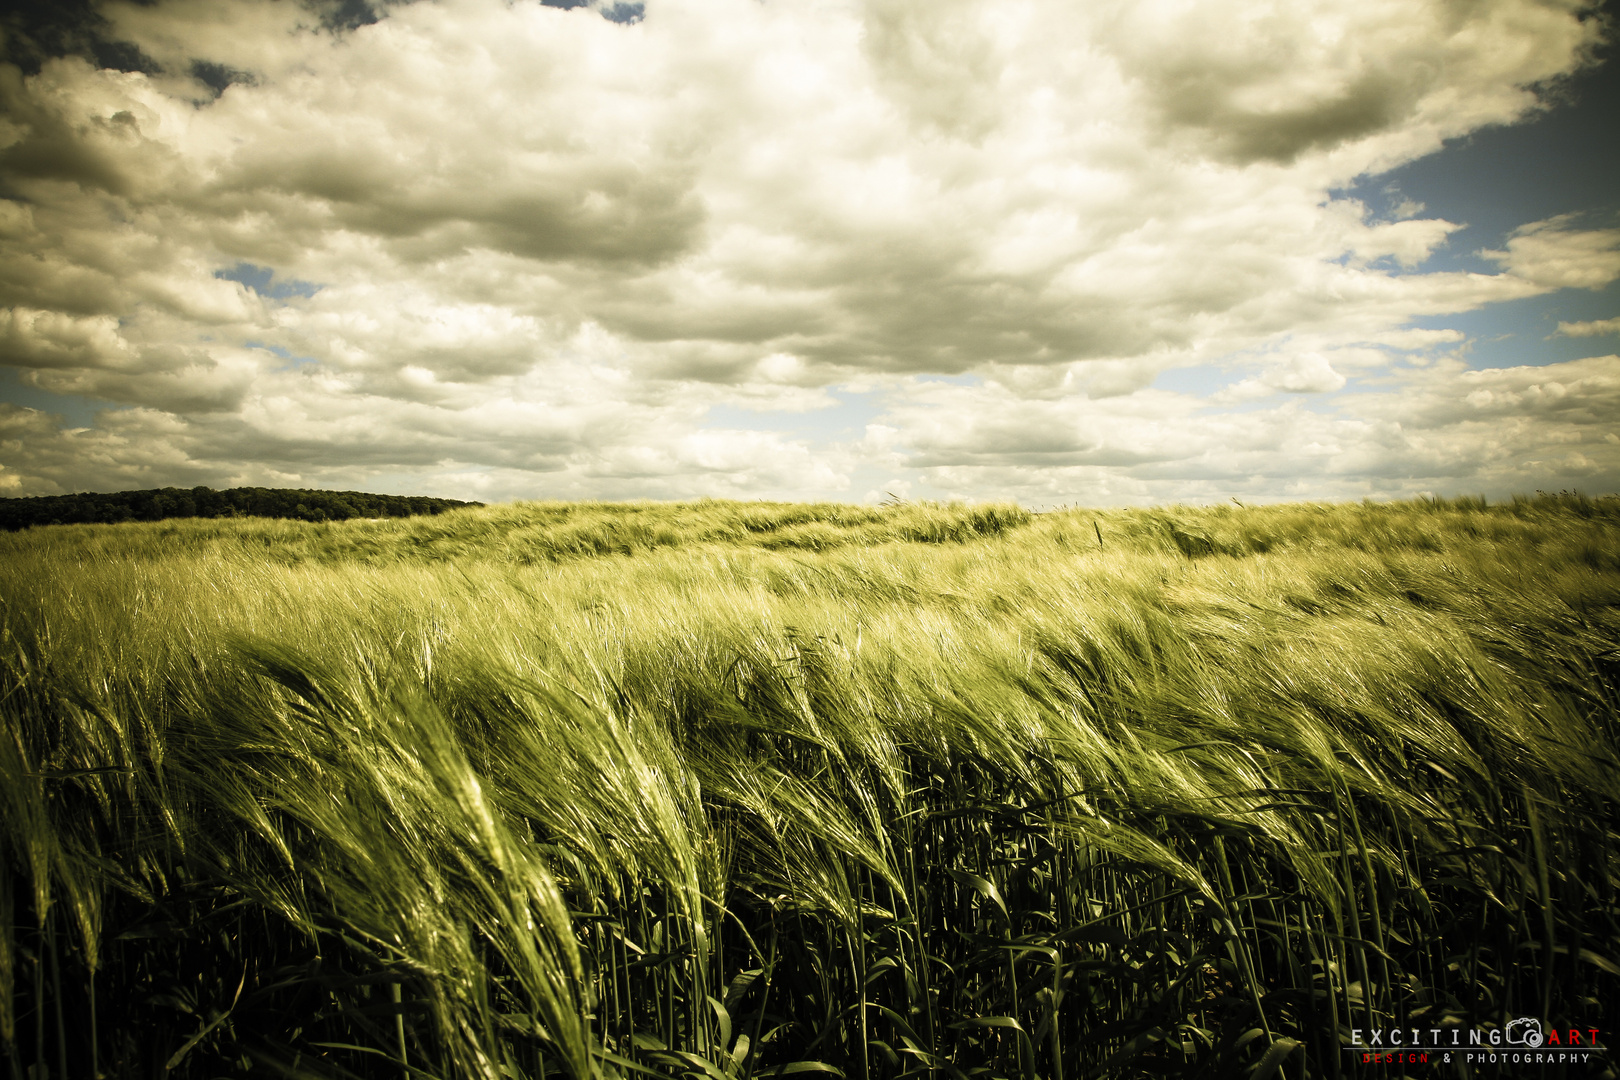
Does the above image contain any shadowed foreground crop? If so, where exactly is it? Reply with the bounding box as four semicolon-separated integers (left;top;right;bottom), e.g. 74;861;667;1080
0;495;1616;1078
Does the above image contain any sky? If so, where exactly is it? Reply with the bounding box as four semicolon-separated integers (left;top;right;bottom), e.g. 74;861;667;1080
0;0;1617;507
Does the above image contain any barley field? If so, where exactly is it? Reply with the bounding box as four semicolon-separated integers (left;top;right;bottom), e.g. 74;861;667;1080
1;494;1616;1079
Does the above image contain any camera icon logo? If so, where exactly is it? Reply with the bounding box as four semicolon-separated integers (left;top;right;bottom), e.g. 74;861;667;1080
1506;1017;1544;1048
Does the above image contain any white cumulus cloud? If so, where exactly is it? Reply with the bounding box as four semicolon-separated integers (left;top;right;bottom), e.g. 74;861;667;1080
0;0;1615;501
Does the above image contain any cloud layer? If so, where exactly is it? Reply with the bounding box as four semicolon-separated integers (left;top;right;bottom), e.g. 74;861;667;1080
1;0;1616;503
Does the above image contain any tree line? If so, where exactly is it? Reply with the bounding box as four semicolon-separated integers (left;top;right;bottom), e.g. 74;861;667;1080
0;486;482;530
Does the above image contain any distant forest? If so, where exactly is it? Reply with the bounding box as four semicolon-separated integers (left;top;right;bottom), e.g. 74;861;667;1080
0;486;482;530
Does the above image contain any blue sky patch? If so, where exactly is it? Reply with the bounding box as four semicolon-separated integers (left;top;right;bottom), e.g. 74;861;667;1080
215;263;321;301
1338;54;1620;276
0;369;121;429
